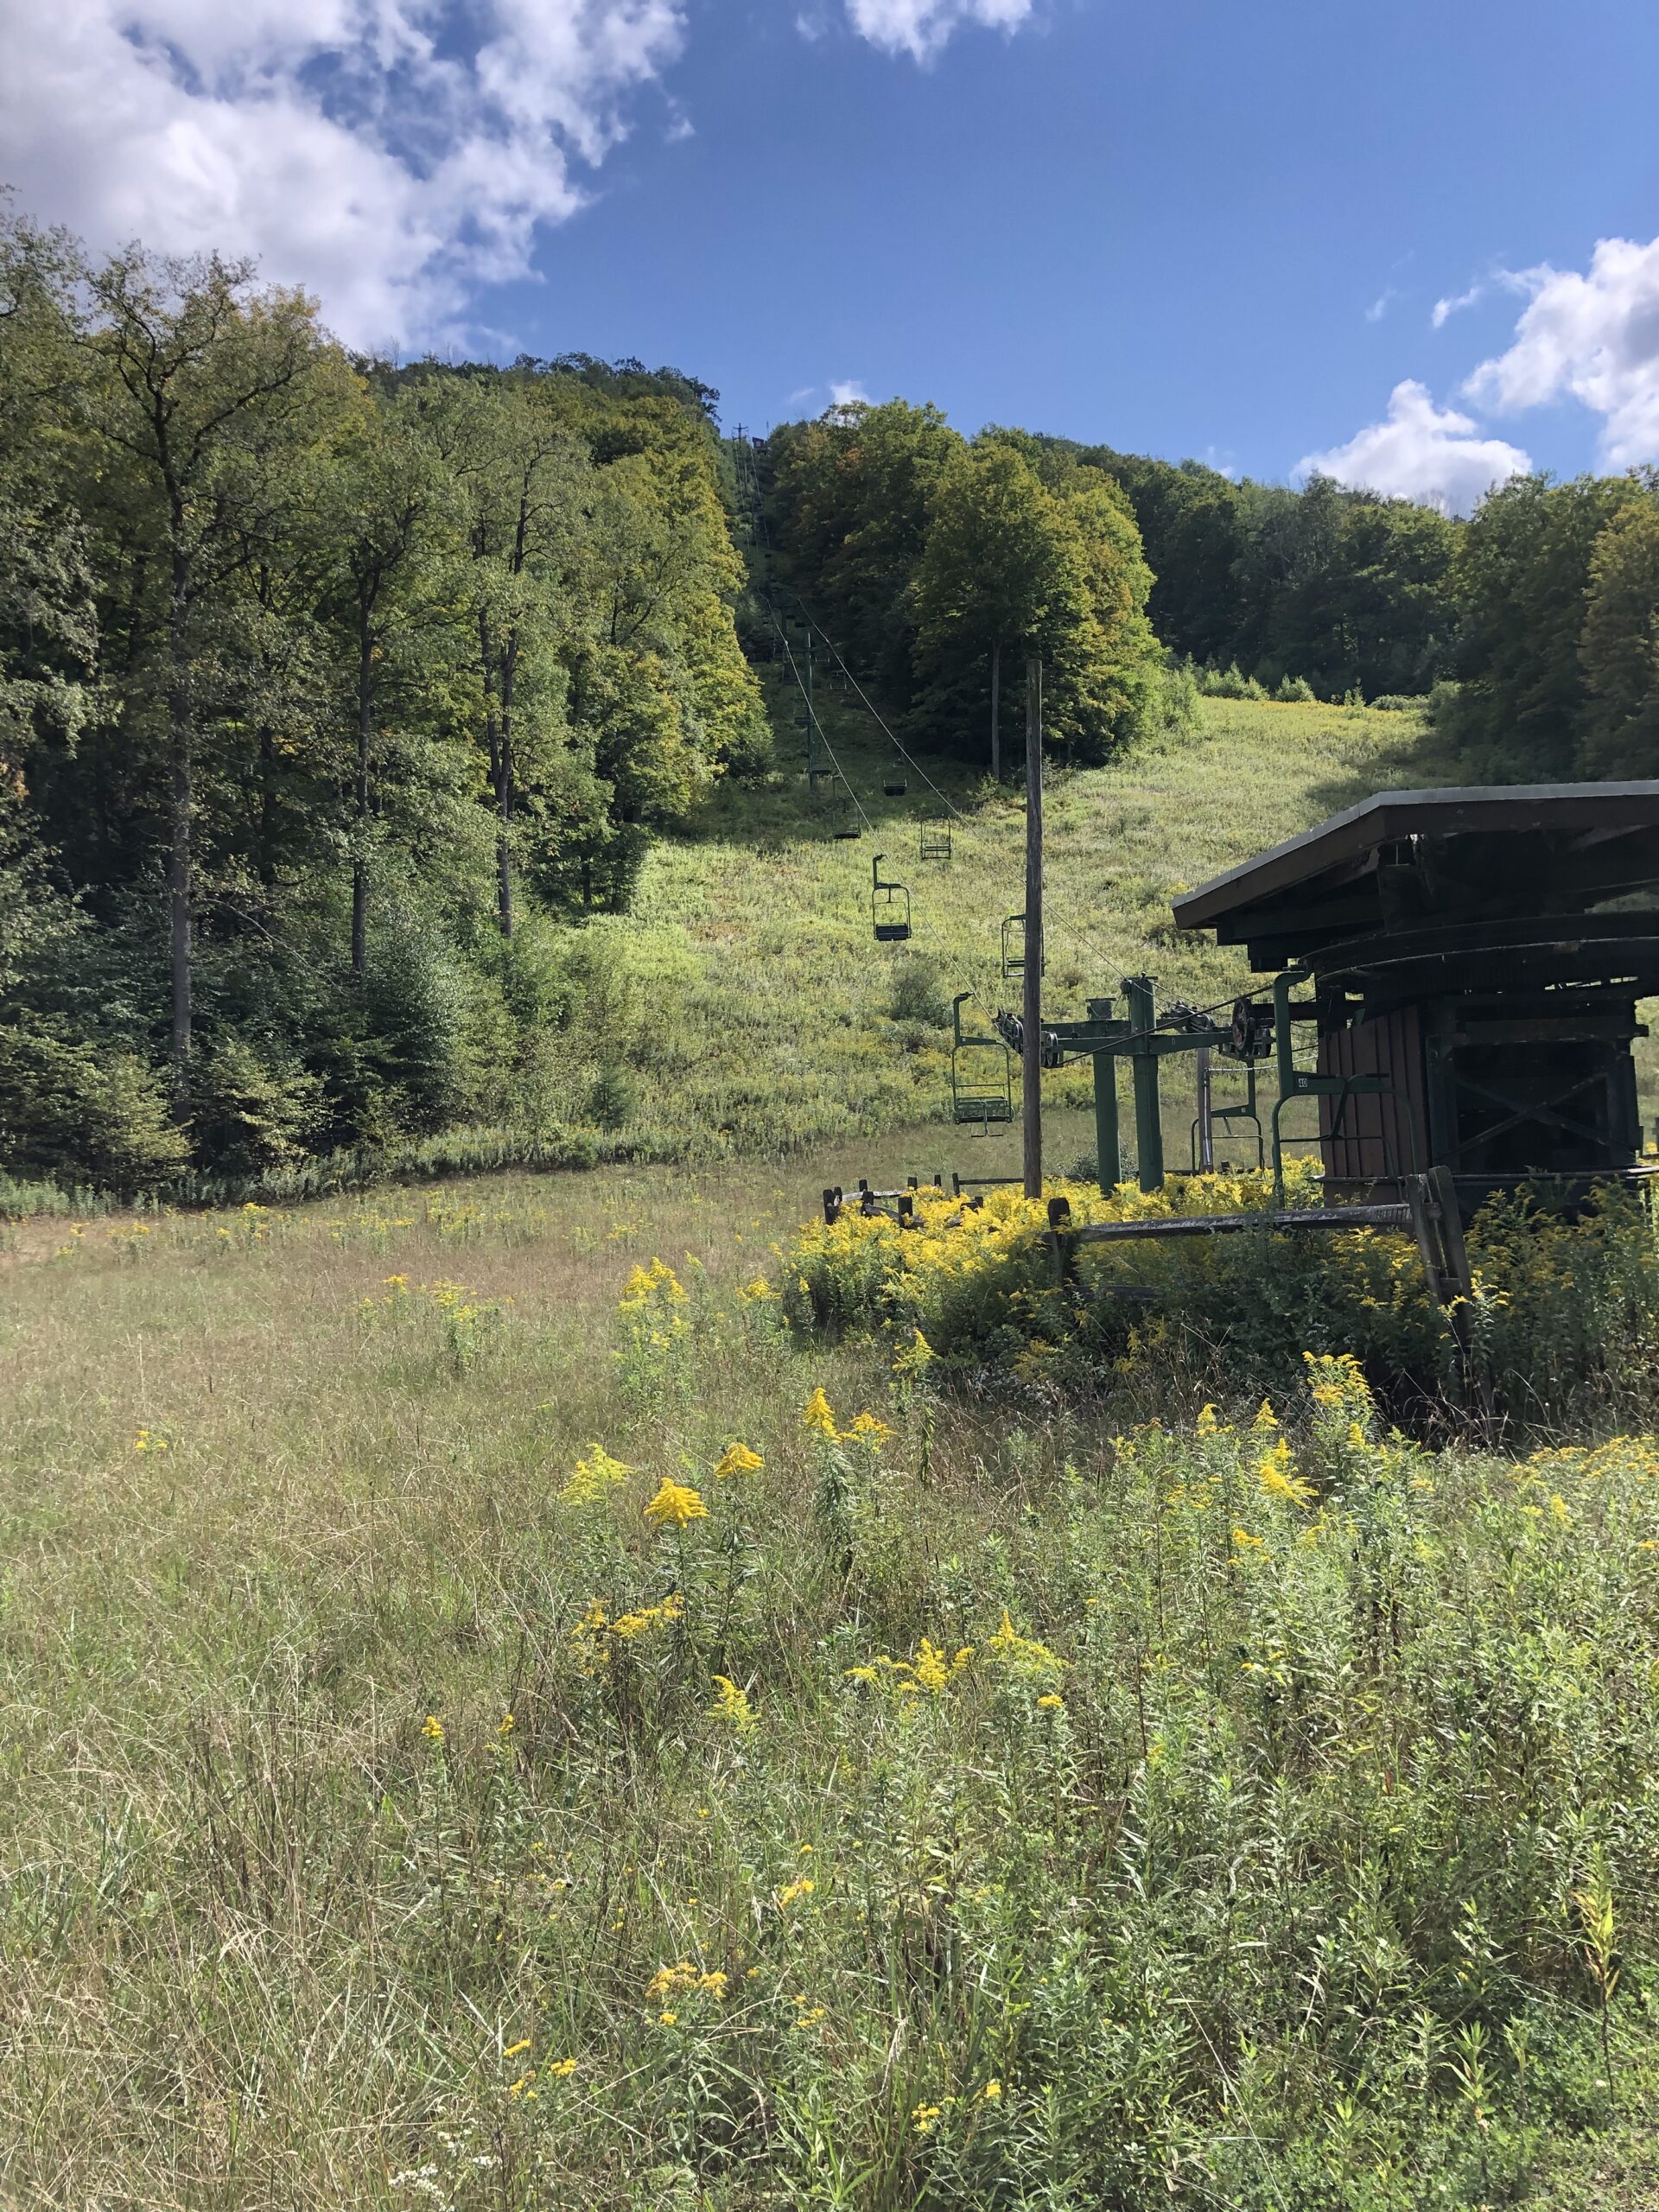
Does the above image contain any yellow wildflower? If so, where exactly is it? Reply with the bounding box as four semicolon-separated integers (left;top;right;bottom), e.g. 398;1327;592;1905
714;1441;765;1478
984;1608;1066;1683
893;1327;938;1380
775;1877;816;1910
1232;1527;1266;1550
847;1409;891;1446
562;1444;633;1505
658;2011;678;2026
981;2080;1002;2100
1258;1437;1315;1509
422;1714;445;1744
912;2102;944;2135
801;1386;838;1439
709;1674;757;1731
1037;1694;1065;1711
547;2057;579;2079
504;2037;532;2059
644;1478;708;1529
1253;1399;1280;1432
1195;1403;1220;1436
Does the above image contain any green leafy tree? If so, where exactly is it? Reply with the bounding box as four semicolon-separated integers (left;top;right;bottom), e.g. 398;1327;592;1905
78;248;326;1102
1447;473;1649;779
1580;480;1659;777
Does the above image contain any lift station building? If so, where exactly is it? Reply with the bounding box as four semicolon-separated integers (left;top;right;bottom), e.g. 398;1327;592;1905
1171;782;1659;1198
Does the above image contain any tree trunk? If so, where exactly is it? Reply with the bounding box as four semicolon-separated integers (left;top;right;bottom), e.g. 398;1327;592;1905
168;555;193;1115
353;601;372;983
991;639;1001;782
497;631;517;938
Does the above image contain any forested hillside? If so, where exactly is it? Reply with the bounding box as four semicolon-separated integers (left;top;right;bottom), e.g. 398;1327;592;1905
5;199;1659;1203
0;215;766;1190
760;398;1659;783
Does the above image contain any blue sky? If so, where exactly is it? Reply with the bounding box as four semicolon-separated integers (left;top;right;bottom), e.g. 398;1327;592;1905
5;0;1658;507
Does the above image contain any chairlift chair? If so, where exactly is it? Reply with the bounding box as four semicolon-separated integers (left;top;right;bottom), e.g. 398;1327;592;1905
949;992;1014;1128
919;820;952;861
1000;914;1046;980
871;854;912;943
883;779;908;797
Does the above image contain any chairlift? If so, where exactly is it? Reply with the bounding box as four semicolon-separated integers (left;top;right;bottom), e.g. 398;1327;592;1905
871;854;912;943
1000;913;1046;980
883;779;908;798
833;819;862;839
919;820;952;861
950;992;1014;1128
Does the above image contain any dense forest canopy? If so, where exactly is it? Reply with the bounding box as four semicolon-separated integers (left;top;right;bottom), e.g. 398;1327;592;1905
0;211;766;1189
4;197;1659;1198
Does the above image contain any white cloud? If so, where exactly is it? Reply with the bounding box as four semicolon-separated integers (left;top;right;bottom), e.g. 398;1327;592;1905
1296;379;1531;516
1463;234;1659;467
1365;289;1396;325
0;0;687;349
842;0;1034;63
1432;282;1485;329
829;378;871;405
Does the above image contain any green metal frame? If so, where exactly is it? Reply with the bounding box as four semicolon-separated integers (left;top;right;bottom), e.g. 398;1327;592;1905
871;854;912;943
950;992;1014;1128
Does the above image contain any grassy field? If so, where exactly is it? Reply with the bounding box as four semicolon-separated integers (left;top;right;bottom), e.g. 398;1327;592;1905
5;1144;1659;2207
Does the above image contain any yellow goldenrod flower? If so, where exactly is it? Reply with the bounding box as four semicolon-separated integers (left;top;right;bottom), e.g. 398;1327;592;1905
775;1877;815;1909
847;1409;891;1446
561;1444;633;1505
892;1327;938;1379
422;1714;445;1744
1195;1403;1220;1436
498;1713;515;1736
547;2057;578;2079
643;1478;708;1529
504;2037;532;2059
1037;1694;1065;1710
1232;1527;1266;1550
713;1441;765;1479
801;1386;838;1438
1257;1437;1316;1509
1252;1399;1280;1432
709;1674;757;1731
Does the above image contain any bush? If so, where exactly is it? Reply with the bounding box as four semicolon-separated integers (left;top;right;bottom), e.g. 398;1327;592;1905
1196;661;1267;700
778;1169;1659;1434
191;1037;325;1178
1274;672;1316;702
586;1061;639;1130
887;955;950;1029
1370;692;1428;713
0;1016;188;1193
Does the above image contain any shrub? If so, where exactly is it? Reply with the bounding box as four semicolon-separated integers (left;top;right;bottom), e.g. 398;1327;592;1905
191;1037;325;1178
778;1169;1659;1433
887;956;950;1029
1274;672;1317;702
0;1016;188;1193
587;1061;639;1130
1197;661;1267;700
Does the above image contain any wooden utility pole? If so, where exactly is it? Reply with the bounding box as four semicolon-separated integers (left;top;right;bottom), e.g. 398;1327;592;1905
990;639;1001;782
1022;657;1044;1199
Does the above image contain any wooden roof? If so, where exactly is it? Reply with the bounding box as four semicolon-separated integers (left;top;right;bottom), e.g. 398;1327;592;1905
1171;782;1659;984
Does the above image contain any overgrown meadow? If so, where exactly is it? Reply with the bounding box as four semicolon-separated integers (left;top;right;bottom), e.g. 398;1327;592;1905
5;1147;1659;2209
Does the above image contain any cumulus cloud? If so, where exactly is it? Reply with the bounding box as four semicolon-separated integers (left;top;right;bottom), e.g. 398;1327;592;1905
1296;380;1531;516
842;0;1034;62
829;378;872;405
0;0;687;349
1463;234;1659;468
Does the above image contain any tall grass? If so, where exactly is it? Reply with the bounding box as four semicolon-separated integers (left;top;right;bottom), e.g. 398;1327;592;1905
3;1146;1658;2206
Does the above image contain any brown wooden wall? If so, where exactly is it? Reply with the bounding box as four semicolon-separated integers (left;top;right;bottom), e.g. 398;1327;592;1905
1317;1005;1428;1182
